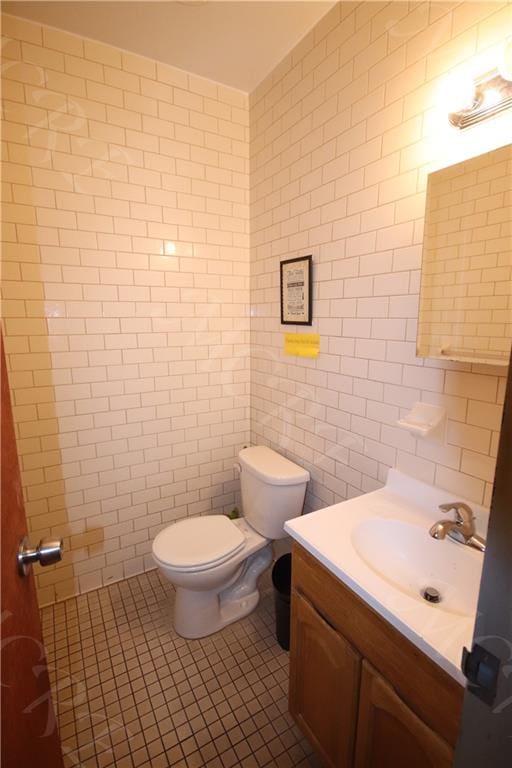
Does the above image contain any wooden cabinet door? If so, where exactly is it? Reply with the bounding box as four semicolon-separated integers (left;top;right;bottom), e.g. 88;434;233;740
354;661;453;768
289;590;360;768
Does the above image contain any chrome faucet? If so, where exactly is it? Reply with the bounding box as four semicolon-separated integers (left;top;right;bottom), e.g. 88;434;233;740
429;502;486;552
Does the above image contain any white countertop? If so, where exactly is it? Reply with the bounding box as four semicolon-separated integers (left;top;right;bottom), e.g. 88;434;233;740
285;469;488;685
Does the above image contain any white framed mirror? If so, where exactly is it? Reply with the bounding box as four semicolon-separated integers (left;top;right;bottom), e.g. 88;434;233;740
417;144;512;366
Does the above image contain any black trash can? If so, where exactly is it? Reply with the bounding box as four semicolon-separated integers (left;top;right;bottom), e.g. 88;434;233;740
272;553;292;651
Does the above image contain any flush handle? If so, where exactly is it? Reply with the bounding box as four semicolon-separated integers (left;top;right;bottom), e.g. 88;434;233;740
17;536;63;576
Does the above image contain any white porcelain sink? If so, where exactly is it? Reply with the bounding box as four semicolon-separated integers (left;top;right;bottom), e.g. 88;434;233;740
351;518;480;617
284;469;488;683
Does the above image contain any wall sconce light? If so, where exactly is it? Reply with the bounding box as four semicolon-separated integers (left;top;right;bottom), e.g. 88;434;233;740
449;68;512;129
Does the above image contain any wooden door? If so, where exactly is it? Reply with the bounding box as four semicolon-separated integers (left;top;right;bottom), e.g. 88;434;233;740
289;590;360;768
454;352;512;767
0;337;64;768
354;661;453;768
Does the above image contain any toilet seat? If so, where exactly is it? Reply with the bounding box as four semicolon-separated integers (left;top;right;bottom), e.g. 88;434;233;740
152;515;245;573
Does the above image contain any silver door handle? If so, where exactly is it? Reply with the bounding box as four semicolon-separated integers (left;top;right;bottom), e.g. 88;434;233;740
18;536;63;576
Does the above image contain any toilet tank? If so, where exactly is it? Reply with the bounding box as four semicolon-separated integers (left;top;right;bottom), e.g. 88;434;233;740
238;446;310;540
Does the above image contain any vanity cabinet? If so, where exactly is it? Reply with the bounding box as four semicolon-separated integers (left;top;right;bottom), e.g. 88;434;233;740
289;543;463;768
290;592;360;768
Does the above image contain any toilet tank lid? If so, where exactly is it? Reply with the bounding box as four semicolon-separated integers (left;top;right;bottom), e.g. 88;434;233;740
238;446;310;486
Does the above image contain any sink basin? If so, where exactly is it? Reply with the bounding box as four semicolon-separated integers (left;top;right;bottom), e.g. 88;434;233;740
351;518;481;617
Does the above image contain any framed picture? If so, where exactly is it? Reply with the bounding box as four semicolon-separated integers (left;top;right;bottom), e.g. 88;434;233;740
280;255;313;325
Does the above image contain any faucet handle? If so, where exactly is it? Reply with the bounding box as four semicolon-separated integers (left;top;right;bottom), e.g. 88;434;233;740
438;501;474;525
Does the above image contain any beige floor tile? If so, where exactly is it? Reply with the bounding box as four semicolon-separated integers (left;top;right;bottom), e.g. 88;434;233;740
42;570;317;767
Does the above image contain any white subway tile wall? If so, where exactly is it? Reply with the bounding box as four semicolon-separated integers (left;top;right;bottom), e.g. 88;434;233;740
2;3;511;607
249;2;510;513
1;14;250;605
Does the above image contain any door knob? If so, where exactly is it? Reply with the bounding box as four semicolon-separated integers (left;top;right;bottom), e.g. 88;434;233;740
17;536;63;576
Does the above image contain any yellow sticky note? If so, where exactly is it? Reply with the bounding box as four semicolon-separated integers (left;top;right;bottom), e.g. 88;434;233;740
284;333;320;358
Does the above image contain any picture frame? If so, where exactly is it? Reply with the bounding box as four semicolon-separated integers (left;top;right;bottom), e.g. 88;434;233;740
280;255;313;325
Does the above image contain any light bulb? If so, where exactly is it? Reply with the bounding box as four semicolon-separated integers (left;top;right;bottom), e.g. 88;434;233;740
440;71;475;115
481;87;501;109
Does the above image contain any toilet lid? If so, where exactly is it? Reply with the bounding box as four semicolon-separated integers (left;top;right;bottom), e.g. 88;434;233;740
152;515;245;570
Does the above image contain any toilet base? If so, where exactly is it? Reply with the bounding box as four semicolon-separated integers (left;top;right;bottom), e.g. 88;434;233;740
173;544;273;639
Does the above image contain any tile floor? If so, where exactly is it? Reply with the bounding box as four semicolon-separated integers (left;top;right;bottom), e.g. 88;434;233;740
41;569;318;768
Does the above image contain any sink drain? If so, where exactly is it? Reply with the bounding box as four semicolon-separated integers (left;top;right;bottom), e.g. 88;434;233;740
422;586;441;604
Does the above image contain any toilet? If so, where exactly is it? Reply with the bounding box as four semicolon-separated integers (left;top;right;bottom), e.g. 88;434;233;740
152;445;310;639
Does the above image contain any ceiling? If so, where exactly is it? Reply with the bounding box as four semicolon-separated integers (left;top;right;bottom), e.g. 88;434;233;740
3;1;334;92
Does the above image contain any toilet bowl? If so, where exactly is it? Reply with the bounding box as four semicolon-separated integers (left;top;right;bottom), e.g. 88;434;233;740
152;445;309;638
